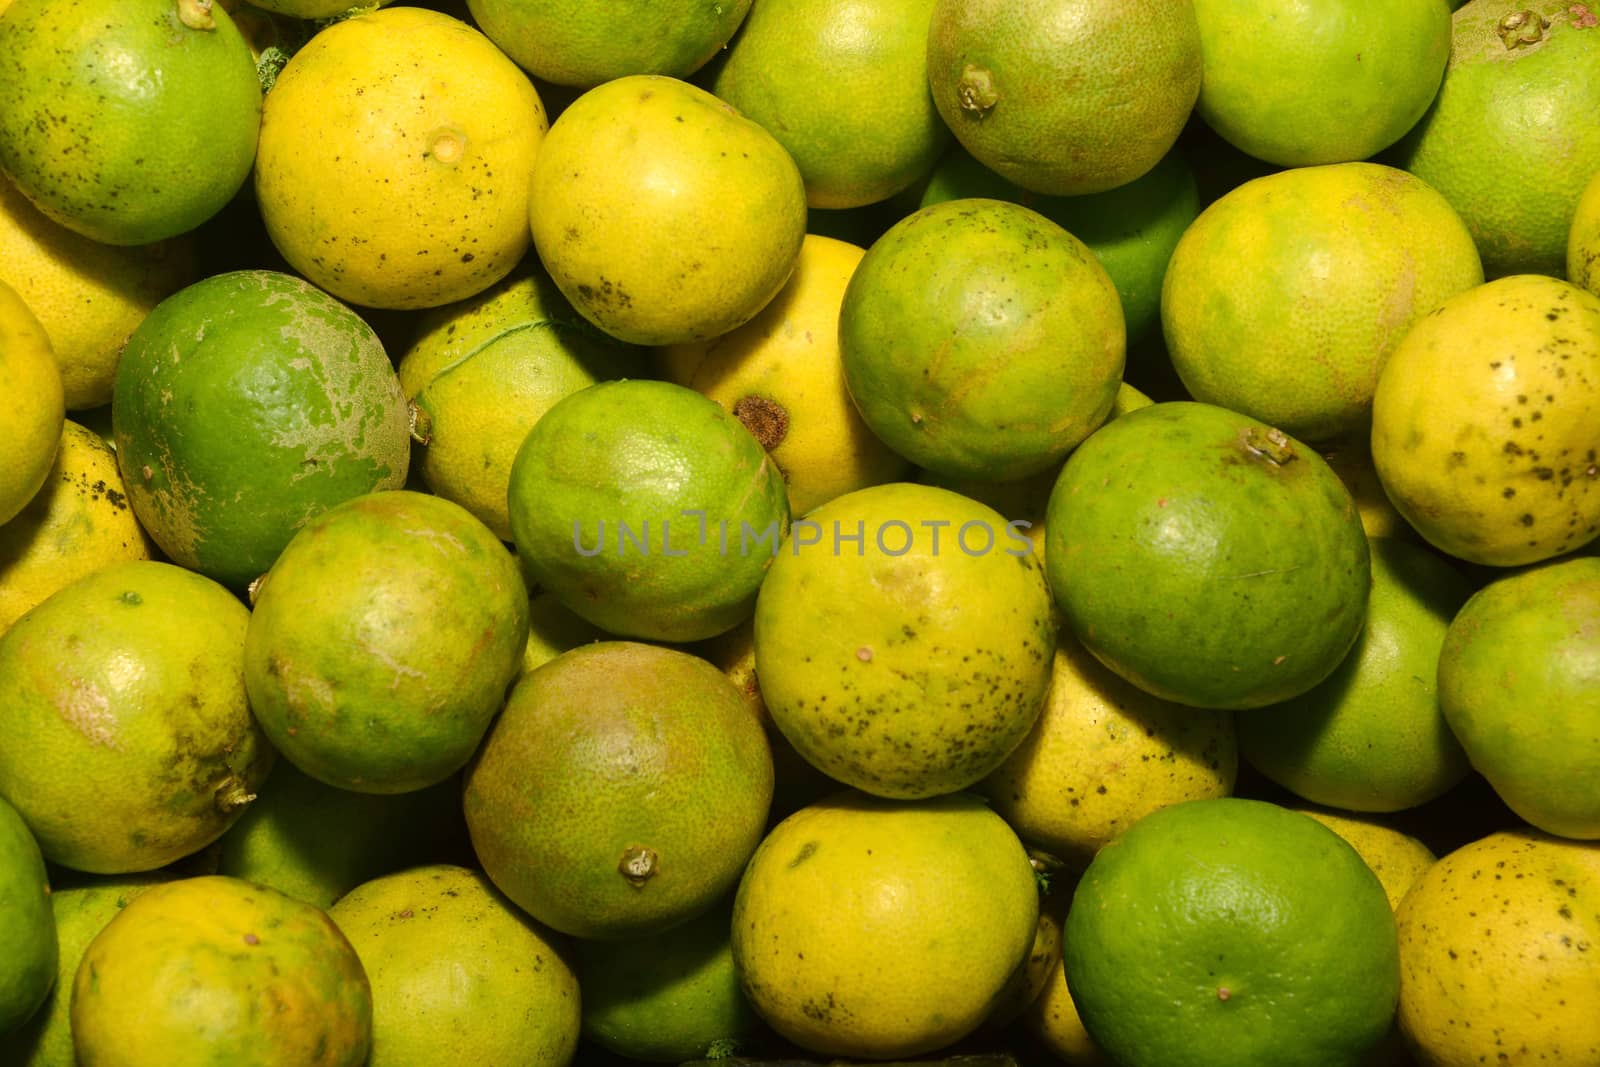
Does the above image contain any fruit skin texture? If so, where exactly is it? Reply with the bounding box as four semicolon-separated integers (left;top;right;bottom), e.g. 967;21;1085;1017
0;0;261;246
0;277;63;526
0;560;273;874
926;0;1202;196
1046;401;1371;710
1394;0;1600;279
1161;162;1484;446
243;490;529;795
1294;808;1437;912
839;198;1125;482
112;270;411;591
1572;166;1600;296
1063;797;1400;1067
1395;829;1600;1066
754;482;1057;799
1436;556;1600;839
1370;274;1600;567
463;641;774;942
255;6;547;310
0;794;55;1033
731;790;1040;1060
1190;0;1450;167
328;865;580;1067
71;875;372;1067
528;74;806;346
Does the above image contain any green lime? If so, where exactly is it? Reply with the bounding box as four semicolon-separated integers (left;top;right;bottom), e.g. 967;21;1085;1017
0;794;55;1032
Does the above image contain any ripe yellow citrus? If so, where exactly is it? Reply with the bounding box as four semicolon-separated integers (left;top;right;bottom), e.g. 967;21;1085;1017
1572;166;1600;295
0;277;62;526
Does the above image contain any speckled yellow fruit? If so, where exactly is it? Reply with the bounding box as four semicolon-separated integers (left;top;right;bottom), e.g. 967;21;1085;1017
659;234;911;517
1026;905;1110;1066
528;74;807;345
72;876;372;1066
0;278;62;526
1371;274;1600;566
731;790;1040;1059
0;176;195;410
0;421;151;635
1396;830;1600;1066
255;6;547;310
1573;167;1600;297
1294;808;1437;911
329;865;580;1067
982;900;1062;1032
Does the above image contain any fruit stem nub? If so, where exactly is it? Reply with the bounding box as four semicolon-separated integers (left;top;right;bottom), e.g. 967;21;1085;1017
176;0;217;31
1496;10;1550;48
619;845;658;887
957;64;1000;116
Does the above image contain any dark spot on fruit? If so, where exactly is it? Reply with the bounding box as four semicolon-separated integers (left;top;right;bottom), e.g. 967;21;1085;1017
733;395;788;450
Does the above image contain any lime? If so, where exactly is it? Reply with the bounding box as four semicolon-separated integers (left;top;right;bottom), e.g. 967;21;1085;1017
1573;166;1600;293
1293;807;1437;911
0;794;55;1032
0;277;62;526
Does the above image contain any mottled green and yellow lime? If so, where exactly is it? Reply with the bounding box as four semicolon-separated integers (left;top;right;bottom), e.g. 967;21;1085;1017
399;260;645;541
464;642;774;941
0;560;272;874
0;420;152;636
0;795;55;1032
1371;274;1600;567
465;0;751;86
1237;537;1473;813
507;379;789;643
1437;556;1600;839
660;235;911;517
755;482;1056;799
330;865;579;1067
1396;830;1600;1066
112;270;411;590
256;7;546;310
0;0;260;246
521;590;610;676
0;176;195;410
1395;0;1600;278
1190;0;1449;166
0;277;62;526
839;199;1125;481
72;876;371;1067
1064;798;1400;1067
245;491;527;795
1293;808;1437;911
1572;167;1600;295
711;0;948;209
732;791;1039;1059
1162;163;1483;445
983;632;1236;869
926;0;1201;195
528;75;806;345
1320;440;1414;541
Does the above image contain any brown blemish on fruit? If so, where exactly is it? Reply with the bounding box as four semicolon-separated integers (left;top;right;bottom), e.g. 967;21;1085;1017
1217;987;1232;1001
957;64;999;115
618;845;657;886
1497;10;1551;47
733;395;789;450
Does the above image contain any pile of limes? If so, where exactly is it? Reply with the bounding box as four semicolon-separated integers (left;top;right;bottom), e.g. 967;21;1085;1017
1;0;1599;1065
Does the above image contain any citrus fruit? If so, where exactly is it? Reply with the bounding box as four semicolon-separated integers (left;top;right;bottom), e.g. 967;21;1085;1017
1189;0;1450;167
1436;555;1600;839
244;490;529;795
1320;438;1415;541
1396;829;1600;1066
398;258;646;541
1572;166;1600;293
658;234;912;518
981;630;1237;869
465;0;752;86
1236;537;1474;813
926;0;1202;195
507;379;789;643
248;0;394;15
521;590;610;676
576;895;758;1063
981;898;1064;1034
0;560;272;874
731;789;1040;1059
329;865;580;1067
1293;807;1438;911
754;482;1056;798
0;277;62;526
838;198;1125;481
463;641;774;941
112;269;411;590
527;74;807;345
0;0;260;245
0;420;152;636
1161;162;1484;446
1393;0;1600;278
711;0;949;209
255;6;547;310
72;875;371;1066
1063;797;1400;1067
919;146;1201;344
1370;274;1600;566
1046;401;1371;709
0;794;55;1032
0;176;196;411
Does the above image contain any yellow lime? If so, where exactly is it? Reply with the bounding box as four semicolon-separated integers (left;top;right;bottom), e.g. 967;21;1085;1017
1293;807;1437;911
1572;166;1600;293
0;277;62;526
